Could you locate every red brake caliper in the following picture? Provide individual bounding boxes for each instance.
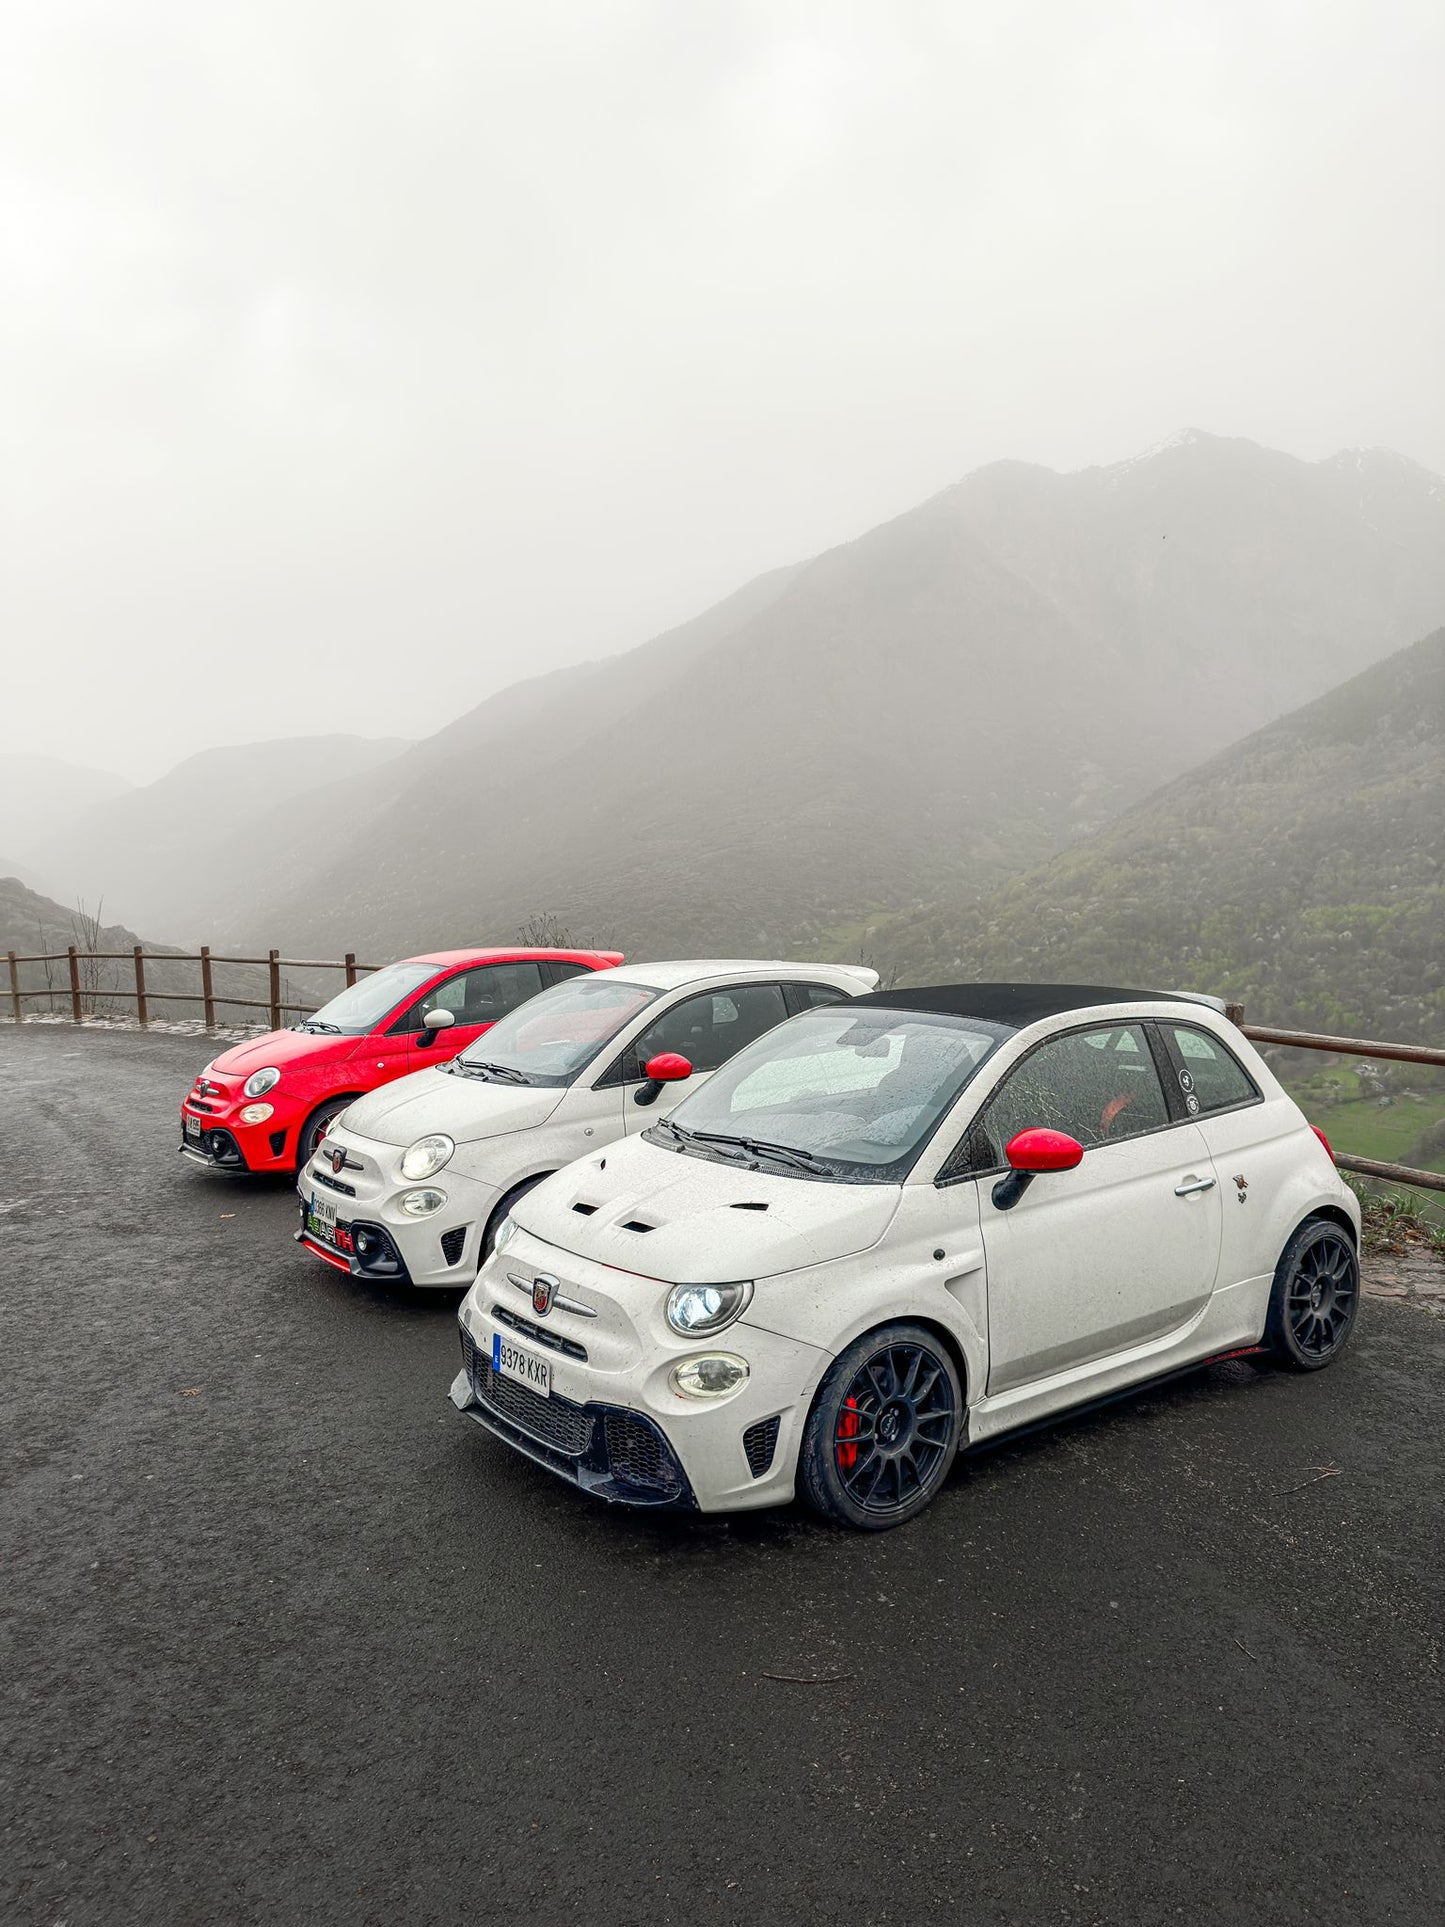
[837,1395,860,1471]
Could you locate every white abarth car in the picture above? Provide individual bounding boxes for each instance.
[449,983,1361,1530]
[297,960,876,1287]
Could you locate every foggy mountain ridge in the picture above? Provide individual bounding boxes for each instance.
[866,625,1445,1043]
[31,734,414,939]
[0,754,134,886]
[204,430,1443,965]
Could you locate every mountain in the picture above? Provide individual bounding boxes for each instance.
[869,627,1444,1042]
[33,735,411,940]
[0,876,319,1028]
[0,754,133,891]
[205,433,1445,961]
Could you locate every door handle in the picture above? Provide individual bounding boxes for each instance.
[1174,1175,1216,1197]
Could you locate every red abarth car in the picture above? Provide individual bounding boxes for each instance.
[179,947,623,1176]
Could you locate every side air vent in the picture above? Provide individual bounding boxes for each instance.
[743,1416,781,1478]
[731,1201,769,1212]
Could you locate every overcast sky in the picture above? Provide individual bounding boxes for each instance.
[4,0,1442,783]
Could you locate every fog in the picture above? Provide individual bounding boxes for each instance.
[3,0,1442,782]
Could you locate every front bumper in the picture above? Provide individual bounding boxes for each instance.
[451,1327,698,1509]
[180,1099,296,1173]
[295,1129,502,1287]
[451,1282,829,1514]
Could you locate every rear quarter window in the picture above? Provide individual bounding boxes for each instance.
[1166,1025,1259,1115]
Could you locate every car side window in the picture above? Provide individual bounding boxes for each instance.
[1165,1024,1259,1115]
[944,1022,1171,1177]
[543,960,591,987]
[391,962,545,1033]
[782,981,850,1016]
[617,983,791,1078]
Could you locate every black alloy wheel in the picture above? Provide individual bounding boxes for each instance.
[799,1322,962,1531]
[1264,1216,1360,1370]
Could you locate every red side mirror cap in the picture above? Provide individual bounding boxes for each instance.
[644,1052,693,1084]
[1005,1127,1084,1174]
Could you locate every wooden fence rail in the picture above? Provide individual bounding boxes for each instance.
[5,946,376,1032]
[1225,1002,1445,1195]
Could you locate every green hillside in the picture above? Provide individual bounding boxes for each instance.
[873,627,1444,1045]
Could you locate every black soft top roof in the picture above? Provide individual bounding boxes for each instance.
[848,982,1220,1030]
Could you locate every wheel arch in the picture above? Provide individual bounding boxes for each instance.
[1300,1201,1358,1249]
[481,1169,556,1255]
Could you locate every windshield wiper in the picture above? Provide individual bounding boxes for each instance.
[296,1020,341,1033]
[457,1059,530,1085]
[720,1135,831,1175]
[672,1125,830,1175]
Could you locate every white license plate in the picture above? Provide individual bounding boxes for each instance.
[184,1114,201,1139]
[492,1332,552,1399]
[308,1191,337,1232]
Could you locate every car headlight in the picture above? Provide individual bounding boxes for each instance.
[671,1354,750,1399]
[494,1215,519,1253]
[239,1103,274,1124]
[400,1188,447,1217]
[400,1133,455,1181]
[243,1067,281,1098]
[665,1280,753,1337]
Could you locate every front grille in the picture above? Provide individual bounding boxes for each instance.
[440,1225,468,1267]
[188,1099,217,1114]
[312,1169,357,1197]
[463,1330,593,1457]
[743,1415,781,1478]
[604,1413,685,1499]
[491,1303,588,1361]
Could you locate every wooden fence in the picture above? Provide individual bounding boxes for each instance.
[1224,1003,1445,1195]
[4,947,376,1031]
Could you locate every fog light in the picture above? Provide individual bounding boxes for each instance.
[400,1188,447,1217]
[239,1102,274,1124]
[671,1354,750,1399]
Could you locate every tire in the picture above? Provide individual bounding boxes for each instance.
[798,1322,963,1531]
[1262,1215,1360,1372]
[294,1097,355,1176]
[481,1174,549,1262]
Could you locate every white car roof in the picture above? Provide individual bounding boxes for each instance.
[603,959,878,994]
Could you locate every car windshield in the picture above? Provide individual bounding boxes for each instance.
[298,961,437,1036]
[651,1005,1008,1182]
[453,975,662,1086]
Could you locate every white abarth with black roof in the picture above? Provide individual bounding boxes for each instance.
[298,960,876,1287]
[450,983,1360,1529]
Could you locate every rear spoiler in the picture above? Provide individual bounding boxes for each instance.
[1165,991,1228,1015]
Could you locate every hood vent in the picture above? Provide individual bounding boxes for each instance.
[731,1201,769,1212]
[572,1202,598,1216]
[620,1219,655,1234]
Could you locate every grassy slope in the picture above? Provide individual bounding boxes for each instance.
[869,627,1444,1044]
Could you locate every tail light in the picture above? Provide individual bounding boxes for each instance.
[1310,1124,1334,1161]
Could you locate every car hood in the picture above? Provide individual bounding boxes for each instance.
[339,1066,565,1146]
[514,1134,901,1285]
[208,1027,347,1076]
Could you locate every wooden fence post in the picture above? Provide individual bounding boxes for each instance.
[200,946,216,1029]
[7,951,21,1025]
[1225,1002,1245,1027]
[268,950,281,1030]
[68,946,83,1023]
[345,952,357,988]
[133,947,148,1028]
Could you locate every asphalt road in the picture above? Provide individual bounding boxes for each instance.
[3,1024,1442,1927]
